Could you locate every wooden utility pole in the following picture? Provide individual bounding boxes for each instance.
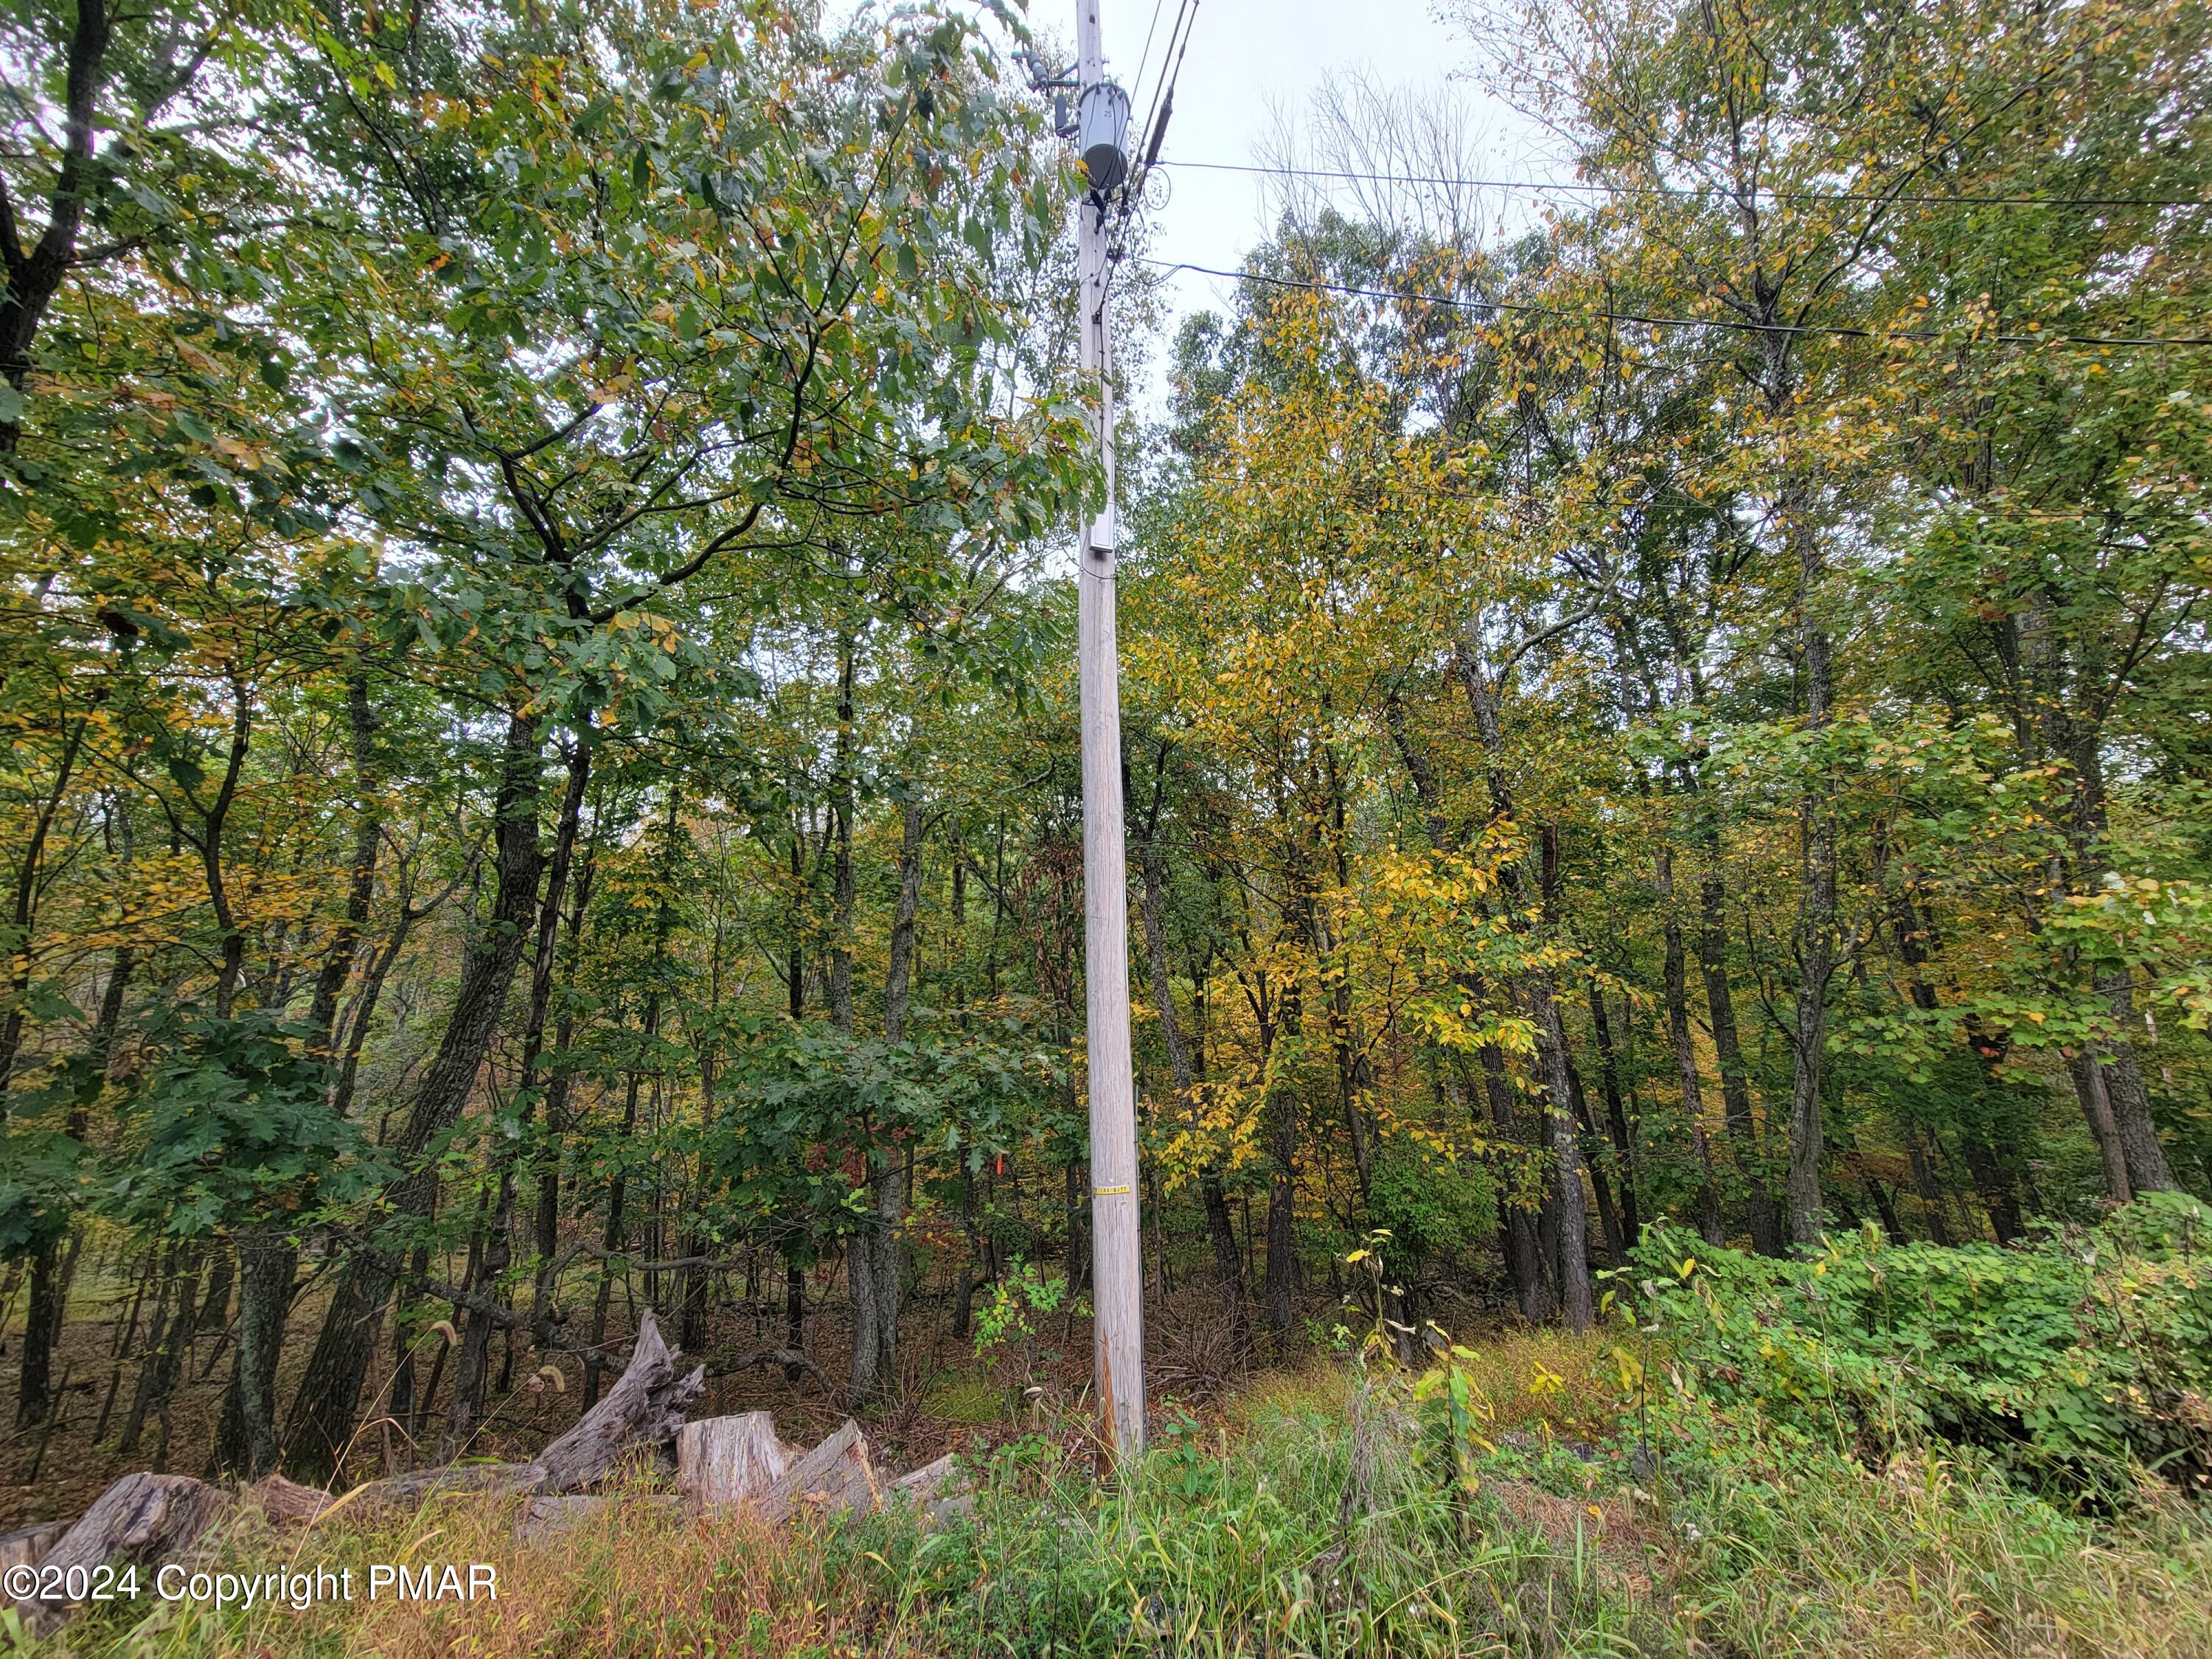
[1074,0,1145,1461]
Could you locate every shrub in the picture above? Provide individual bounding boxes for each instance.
[1629,1192,2212,1499]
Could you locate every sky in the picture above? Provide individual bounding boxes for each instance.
[1072,0,1557,406]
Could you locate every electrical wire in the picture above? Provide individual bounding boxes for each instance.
[1155,2,1198,148]
[1127,0,1179,145]
[1157,156,2212,213]
[1138,257,2212,349]
[1132,0,1196,188]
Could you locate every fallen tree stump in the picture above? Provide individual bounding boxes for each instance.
[677,1411,795,1506]
[10,1472,229,1637]
[0,1520,66,1573]
[889,1453,976,1528]
[759,1418,880,1523]
[536,1310,704,1493]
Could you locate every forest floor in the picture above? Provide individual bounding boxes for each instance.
[13,1299,2212,1658]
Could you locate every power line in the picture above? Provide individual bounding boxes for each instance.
[1127,0,1174,139]
[1139,258,2212,349]
[1133,0,1197,194]
[1159,156,2212,213]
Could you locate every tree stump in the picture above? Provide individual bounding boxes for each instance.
[12,1473,228,1635]
[535,1310,704,1494]
[0,1521,66,1572]
[676,1411,795,1506]
[759,1418,880,1523]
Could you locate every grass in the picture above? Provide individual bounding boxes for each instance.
[25,1332,2212,1657]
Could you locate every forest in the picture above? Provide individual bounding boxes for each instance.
[0,0,2209,1651]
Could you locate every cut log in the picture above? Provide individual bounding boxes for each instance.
[347,1458,547,1517]
[0,1520,66,1572]
[536,1310,704,1494]
[890,1453,961,1500]
[888,1453,975,1530]
[518,1494,611,1543]
[677,1411,795,1506]
[759,1419,880,1523]
[247,1473,337,1525]
[13,1473,228,1636]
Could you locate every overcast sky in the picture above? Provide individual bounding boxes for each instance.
[1056,0,1565,407]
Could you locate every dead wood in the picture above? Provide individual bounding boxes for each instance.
[11,1472,228,1636]
[0,1520,65,1572]
[343,1307,703,1514]
[758,1417,879,1523]
[888,1452,975,1528]
[535,1309,703,1492]
[246,1472,338,1525]
[676,1411,795,1506]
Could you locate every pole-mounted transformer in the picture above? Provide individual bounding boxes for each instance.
[1077,80,1131,192]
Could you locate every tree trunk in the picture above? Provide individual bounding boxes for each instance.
[1905,1136,1953,1246]
[1260,969,1301,1332]
[1587,978,1641,1242]
[2094,971,2173,1194]
[2013,585,2175,1197]
[1534,996,1596,1330]
[1659,855,1726,1246]
[1565,1057,1624,1264]
[1451,636,1592,1329]
[119,1243,192,1458]
[306,672,383,1057]
[2073,1050,2134,1206]
[452,742,591,1452]
[1891,886,2024,1242]
[585,1068,642,1411]
[850,800,924,1410]
[0,719,88,1103]
[14,939,129,1427]
[1474,1043,1550,1319]
[1135,814,1248,1354]
[953,1171,979,1342]
[782,1256,806,1382]
[536,834,599,1301]
[1698,872,1786,1253]
[15,1231,80,1430]
[827,635,857,1033]
[214,1228,295,1478]
[288,710,547,1485]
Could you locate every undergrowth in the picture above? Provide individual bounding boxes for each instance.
[25,1200,2212,1657]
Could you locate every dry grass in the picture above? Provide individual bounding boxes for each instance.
[42,1475,924,1658]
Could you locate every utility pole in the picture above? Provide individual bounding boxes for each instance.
[1071,0,1145,1462]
